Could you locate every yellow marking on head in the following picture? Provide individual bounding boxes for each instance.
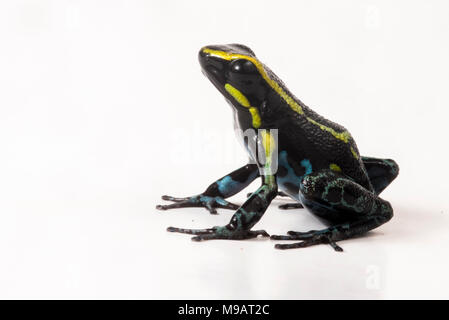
[224,83,250,107]
[224,83,261,128]
[330,163,342,172]
[204,48,304,115]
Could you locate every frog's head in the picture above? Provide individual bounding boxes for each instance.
[199,44,271,128]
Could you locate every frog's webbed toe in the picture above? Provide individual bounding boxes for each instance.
[274,240,343,252]
[156,194,239,214]
[167,225,269,241]
[271,231,344,252]
[192,229,269,241]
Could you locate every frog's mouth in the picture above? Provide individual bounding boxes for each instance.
[201,66,225,90]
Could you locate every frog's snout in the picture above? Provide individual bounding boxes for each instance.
[198,47,226,86]
[198,47,208,61]
[198,46,225,68]
[198,47,215,67]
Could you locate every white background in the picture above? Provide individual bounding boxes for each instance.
[1,0,449,299]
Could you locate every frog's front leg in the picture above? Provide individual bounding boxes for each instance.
[271,170,393,251]
[167,130,278,241]
[168,176,277,241]
[156,164,259,214]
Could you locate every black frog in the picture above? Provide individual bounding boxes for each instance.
[157,44,399,251]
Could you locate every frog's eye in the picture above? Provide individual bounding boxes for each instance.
[230,59,258,74]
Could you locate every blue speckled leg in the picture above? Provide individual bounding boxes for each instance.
[362,157,399,195]
[157,164,259,214]
[271,170,393,251]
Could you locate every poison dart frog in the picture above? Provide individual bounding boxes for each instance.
[156,44,399,251]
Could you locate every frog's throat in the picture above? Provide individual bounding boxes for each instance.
[203,48,357,159]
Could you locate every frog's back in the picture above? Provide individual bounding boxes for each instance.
[264,67,372,191]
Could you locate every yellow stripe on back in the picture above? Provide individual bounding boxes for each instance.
[350,147,359,159]
[306,118,351,143]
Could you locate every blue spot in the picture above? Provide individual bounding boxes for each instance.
[217,175,240,195]
[215,197,228,206]
[277,151,313,199]
[216,171,258,196]
[300,159,312,175]
[198,195,213,203]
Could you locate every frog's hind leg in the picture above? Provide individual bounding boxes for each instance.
[362,157,399,195]
[271,170,393,251]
